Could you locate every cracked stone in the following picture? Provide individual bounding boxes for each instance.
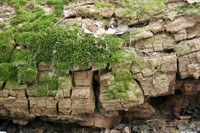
[149,22,165,33]
[166,16,197,33]
[173,29,187,42]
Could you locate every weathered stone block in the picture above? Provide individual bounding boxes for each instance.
[173,29,187,42]
[178,51,200,79]
[134,34,175,52]
[74,70,93,86]
[56,75,72,99]
[187,23,200,39]
[100,80,144,111]
[132,53,177,97]
[58,98,72,115]
[80,112,122,128]
[149,22,165,33]
[176,37,200,56]
[166,16,197,33]
[71,86,95,114]
[72,86,92,99]
[130,28,153,42]
[29,97,57,116]
[125,102,156,118]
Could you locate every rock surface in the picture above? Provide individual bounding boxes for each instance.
[0,0,200,129]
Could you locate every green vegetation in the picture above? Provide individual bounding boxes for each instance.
[27,73,58,97]
[177,2,200,16]
[1,0,198,98]
[0,63,17,81]
[17,65,37,83]
[104,49,140,100]
[0,0,126,96]
[95,0,166,17]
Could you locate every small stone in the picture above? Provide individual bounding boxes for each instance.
[110,129,121,133]
[177,122,188,131]
[149,22,165,33]
[0,18,4,22]
[100,8,114,18]
[123,126,130,133]
[104,128,110,133]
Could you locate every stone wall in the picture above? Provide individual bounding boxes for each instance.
[0,0,200,128]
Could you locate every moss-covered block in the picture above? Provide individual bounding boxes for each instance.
[27,82,58,97]
[27,72,59,97]
[0,41,13,63]
[11,50,33,67]
[57,75,72,98]
[17,65,37,83]
[0,63,17,81]
[5,80,27,90]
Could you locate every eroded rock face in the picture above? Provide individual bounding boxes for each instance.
[131,53,177,97]
[175,38,200,79]
[0,0,200,128]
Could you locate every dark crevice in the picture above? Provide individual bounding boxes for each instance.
[134,78,145,100]
[25,89,30,114]
[163,49,174,53]
[56,102,59,116]
[1,80,6,91]
[175,89,183,95]
[93,70,100,111]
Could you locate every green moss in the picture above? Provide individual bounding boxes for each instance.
[176,3,200,16]
[0,0,3,5]
[17,65,37,83]
[11,7,45,25]
[47,25,124,74]
[95,0,115,9]
[0,23,5,29]
[0,30,14,63]
[96,0,166,19]
[27,74,58,96]
[11,50,33,66]
[0,63,17,81]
